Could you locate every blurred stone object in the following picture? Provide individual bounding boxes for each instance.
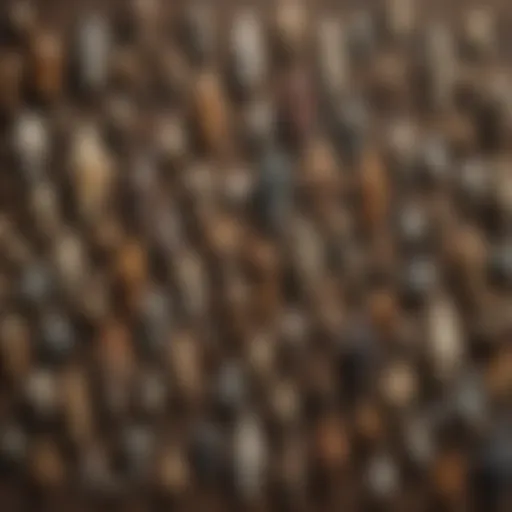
[156,444,190,496]
[38,309,75,364]
[193,71,230,155]
[115,238,148,312]
[383,0,416,41]
[167,331,203,405]
[457,158,490,209]
[215,360,247,418]
[130,0,161,48]
[462,7,496,61]
[30,180,62,239]
[24,368,59,422]
[443,110,477,156]
[445,223,487,301]
[69,122,115,224]
[414,135,450,186]
[420,21,457,110]
[366,453,400,501]
[273,0,307,62]
[203,211,243,264]
[136,284,172,356]
[19,261,54,306]
[317,16,348,99]
[246,331,276,385]
[155,113,188,165]
[158,45,192,101]
[432,449,468,505]
[136,368,167,417]
[229,8,266,98]
[52,230,88,297]
[60,367,94,446]
[97,320,135,383]
[405,414,435,469]
[12,111,49,179]
[29,438,65,488]
[5,0,37,42]
[220,165,254,209]
[253,145,293,235]
[401,257,438,307]
[79,442,117,494]
[104,93,138,149]
[276,65,316,148]
[300,136,340,200]
[275,436,307,503]
[359,148,389,232]
[386,117,418,177]
[232,412,267,501]
[313,414,350,472]
[243,97,276,152]
[451,369,488,431]
[29,29,64,102]
[110,45,145,90]
[76,13,111,93]
[119,423,154,479]
[347,10,376,65]
[355,402,384,446]
[368,288,399,338]
[426,294,464,382]
[175,249,208,321]
[181,2,217,65]
[331,95,369,165]
[396,201,430,250]
[370,50,409,110]
[270,378,301,427]
[380,359,417,409]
